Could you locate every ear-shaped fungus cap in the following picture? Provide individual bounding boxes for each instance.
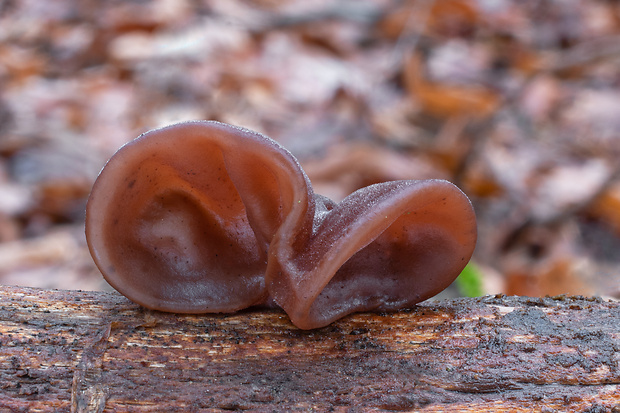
[86,120,477,329]
[267,179,477,329]
[85,121,311,313]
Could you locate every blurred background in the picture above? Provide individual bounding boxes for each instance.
[0,0,619,299]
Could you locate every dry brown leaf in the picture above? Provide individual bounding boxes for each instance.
[501,223,593,297]
[377,0,478,39]
[427,0,478,37]
[588,183,620,235]
[504,258,593,297]
[462,160,503,198]
[403,53,500,120]
[0,45,47,83]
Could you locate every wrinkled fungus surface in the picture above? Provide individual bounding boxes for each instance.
[86,121,477,329]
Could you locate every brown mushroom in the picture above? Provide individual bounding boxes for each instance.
[86,121,312,313]
[268,179,477,329]
[86,121,477,329]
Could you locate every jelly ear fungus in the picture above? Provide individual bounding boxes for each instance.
[85,121,312,314]
[268,179,477,329]
[86,121,477,329]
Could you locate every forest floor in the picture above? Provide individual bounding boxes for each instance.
[1,0,620,299]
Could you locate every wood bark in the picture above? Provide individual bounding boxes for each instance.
[0,285,618,412]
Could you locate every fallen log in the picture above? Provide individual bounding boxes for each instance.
[0,285,618,412]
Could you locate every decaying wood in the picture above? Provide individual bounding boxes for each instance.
[0,286,618,412]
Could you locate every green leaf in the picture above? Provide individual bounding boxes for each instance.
[455,262,485,297]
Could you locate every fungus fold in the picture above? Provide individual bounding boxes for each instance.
[86,121,477,329]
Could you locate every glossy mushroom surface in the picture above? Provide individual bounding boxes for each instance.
[86,121,477,329]
[267,180,477,329]
[86,121,311,313]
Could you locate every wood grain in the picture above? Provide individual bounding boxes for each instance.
[0,285,618,412]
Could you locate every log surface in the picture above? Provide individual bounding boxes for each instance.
[0,286,618,412]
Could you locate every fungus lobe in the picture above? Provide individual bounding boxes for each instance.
[86,121,477,329]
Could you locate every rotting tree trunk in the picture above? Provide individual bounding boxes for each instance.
[0,286,618,412]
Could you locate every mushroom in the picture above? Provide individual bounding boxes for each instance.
[268,180,477,329]
[86,121,312,313]
[86,121,477,329]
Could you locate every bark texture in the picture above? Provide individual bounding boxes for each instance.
[0,285,618,412]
